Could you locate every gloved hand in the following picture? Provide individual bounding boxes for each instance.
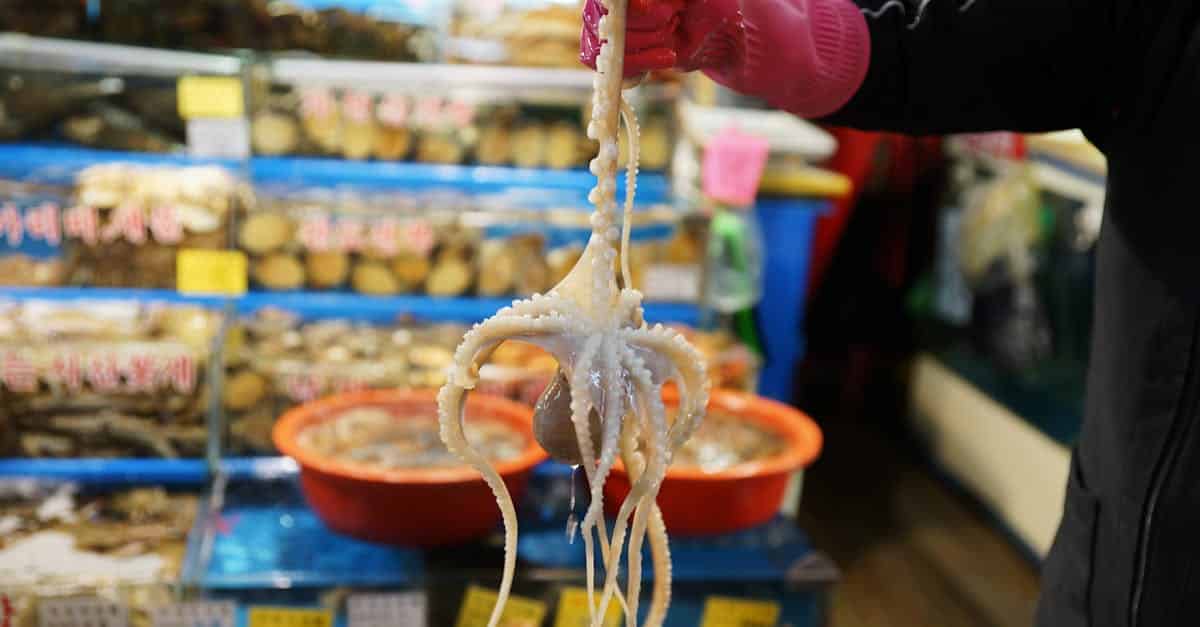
[580,0,871,119]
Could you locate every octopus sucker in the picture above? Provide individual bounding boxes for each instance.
[437,0,706,624]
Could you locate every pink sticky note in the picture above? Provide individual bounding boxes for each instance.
[702,126,770,206]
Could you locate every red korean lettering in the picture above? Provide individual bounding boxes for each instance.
[124,353,158,393]
[23,202,61,245]
[87,354,121,393]
[342,90,373,124]
[369,218,401,257]
[63,205,99,245]
[445,100,476,128]
[149,204,183,244]
[163,354,197,394]
[403,220,435,256]
[51,352,84,392]
[300,88,336,119]
[297,214,333,252]
[332,219,364,252]
[377,94,410,127]
[0,203,22,246]
[1,352,35,393]
[100,203,147,245]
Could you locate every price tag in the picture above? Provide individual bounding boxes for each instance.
[347,593,426,627]
[698,596,781,627]
[702,126,770,207]
[177,76,244,120]
[454,586,546,627]
[642,264,701,302]
[553,587,621,627]
[39,598,128,627]
[176,249,248,296]
[151,602,235,627]
[186,118,250,159]
[246,608,331,627]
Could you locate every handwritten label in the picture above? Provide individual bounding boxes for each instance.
[39,598,128,627]
[177,76,244,119]
[455,586,546,627]
[246,608,330,627]
[0,349,197,394]
[347,593,426,627]
[553,587,621,627]
[702,126,770,207]
[176,249,248,296]
[151,602,235,627]
[698,596,781,627]
[297,216,432,256]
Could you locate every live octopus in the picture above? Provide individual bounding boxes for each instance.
[436,1,709,625]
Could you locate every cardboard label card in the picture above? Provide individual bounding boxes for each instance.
[455,586,546,627]
[39,598,128,627]
[347,593,426,627]
[699,596,781,627]
[151,602,235,627]
[702,126,770,207]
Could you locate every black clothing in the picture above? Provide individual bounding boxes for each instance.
[825,1,1200,625]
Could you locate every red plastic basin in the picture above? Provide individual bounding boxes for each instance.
[273,389,546,547]
[604,388,823,536]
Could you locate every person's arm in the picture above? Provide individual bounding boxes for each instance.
[581,0,1126,139]
[823,0,1121,136]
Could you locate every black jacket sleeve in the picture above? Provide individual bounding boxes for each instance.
[821,0,1123,138]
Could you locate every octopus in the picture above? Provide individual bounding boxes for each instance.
[437,2,709,626]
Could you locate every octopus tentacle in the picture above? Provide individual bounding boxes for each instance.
[619,98,639,290]
[622,325,710,447]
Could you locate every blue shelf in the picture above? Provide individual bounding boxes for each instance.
[237,291,700,326]
[251,155,669,206]
[0,458,210,485]
[0,143,670,206]
[0,287,700,326]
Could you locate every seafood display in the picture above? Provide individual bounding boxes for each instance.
[223,309,464,454]
[437,2,708,625]
[448,3,582,69]
[97,0,438,61]
[671,410,786,473]
[252,87,597,168]
[65,164,242,288]
[296,406,526,470]
[239,189,459,295]
[0,484,197,627]
[0,71,187,152]
[0,299,222,459]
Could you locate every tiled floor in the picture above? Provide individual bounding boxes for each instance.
[799,416,1042,627]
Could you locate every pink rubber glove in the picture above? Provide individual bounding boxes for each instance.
[580,0,871,119]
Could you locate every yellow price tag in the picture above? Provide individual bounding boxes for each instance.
[176,249,247,296]
[553,587,621,627]
[178,76,244,119]
[247,608,332,627]
[455,585,547,627]
[699,596,781,627]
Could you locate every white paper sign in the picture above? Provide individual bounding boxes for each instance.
[39,598,127,627]
[643,264,702,303]
[348,592,426,627]
[151,602,236,627]
[186,118,250,160]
